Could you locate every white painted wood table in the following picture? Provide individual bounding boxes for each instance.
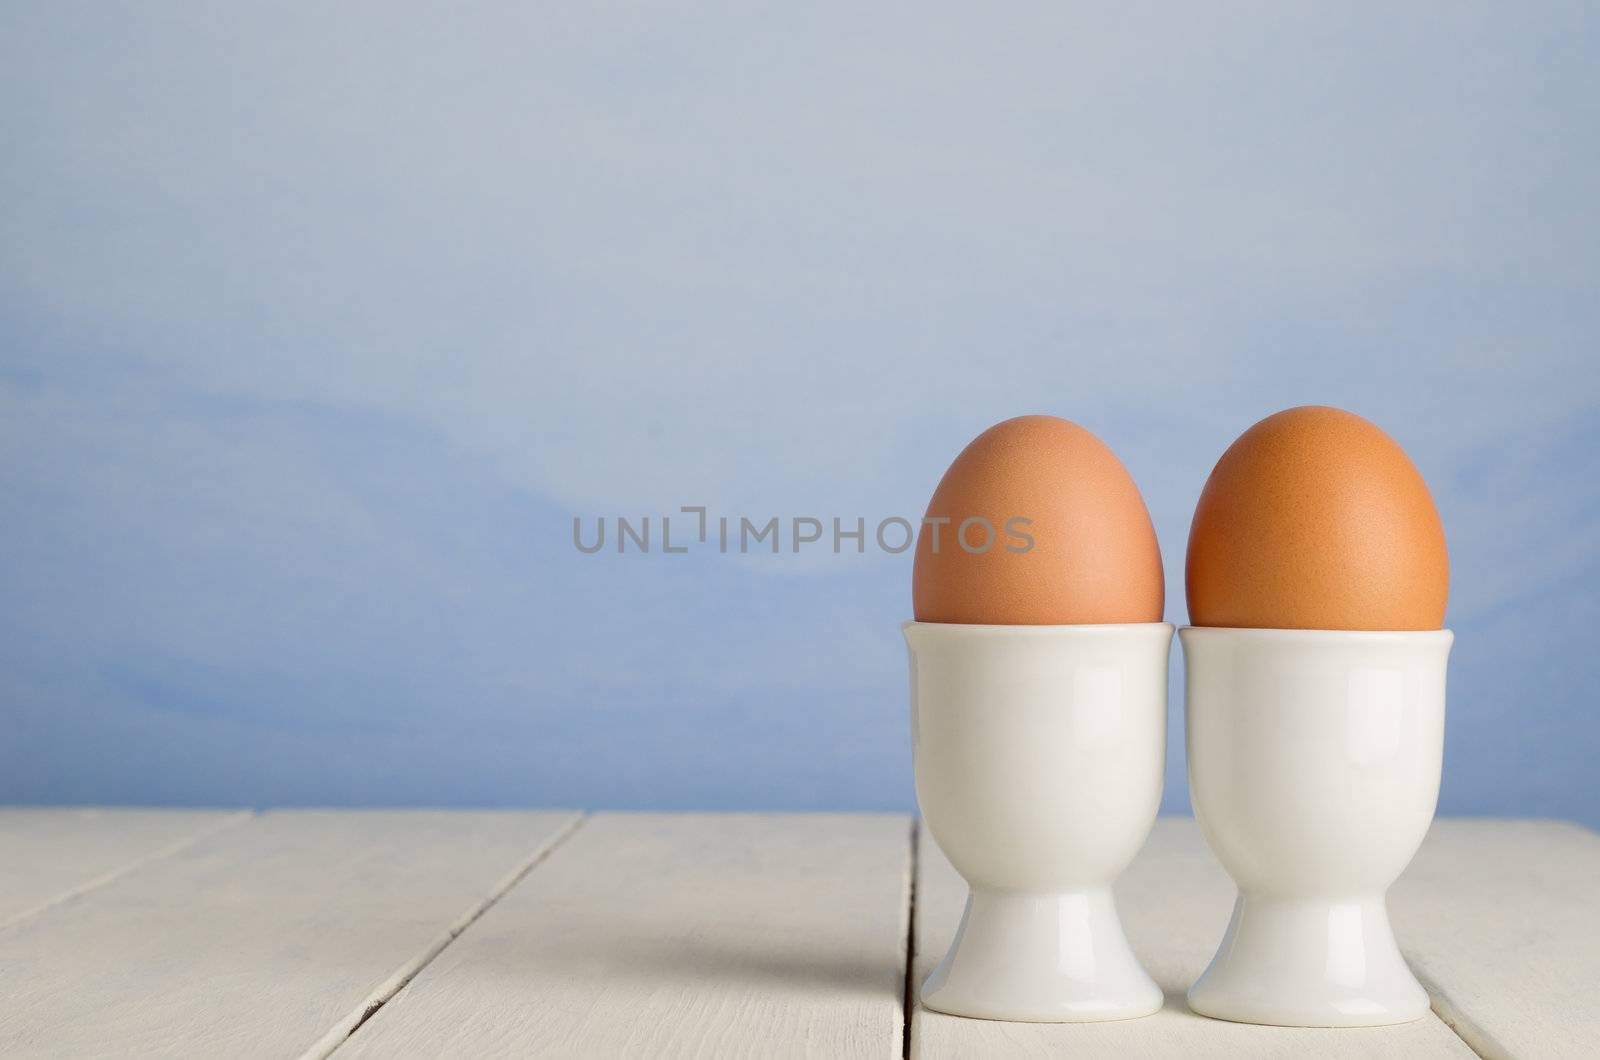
[0,811,1593,1059]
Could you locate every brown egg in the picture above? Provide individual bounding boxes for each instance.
[912,415,1164,625]
[1186,406,1449,630]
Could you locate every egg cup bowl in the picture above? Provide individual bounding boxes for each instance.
[904,620,1171,1023]
[1180,626,1453,1028]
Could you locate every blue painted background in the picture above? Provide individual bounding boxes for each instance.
[3,4,1596,824]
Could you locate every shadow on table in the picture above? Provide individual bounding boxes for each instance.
[487,927,904,1001]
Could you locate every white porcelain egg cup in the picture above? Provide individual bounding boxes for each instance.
[904,621,1172,1023]
[1181,626,1453,1028]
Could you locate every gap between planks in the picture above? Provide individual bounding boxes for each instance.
[0,810,254,935]
[1418,969,1493,1060]
[900,818,919,1060]
[310,812,590,1060]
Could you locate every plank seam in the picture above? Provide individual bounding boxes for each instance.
[308,811,589,1060]
[902,818,919,1060]
[1416,968,1502,1060]
[0,809,255,935]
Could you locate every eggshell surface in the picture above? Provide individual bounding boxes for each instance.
[1186,406,1448,630]
[912,415,1164,625]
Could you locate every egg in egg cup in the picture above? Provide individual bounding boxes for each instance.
[1182,407,1452,1028]
[908,416,1170,1022]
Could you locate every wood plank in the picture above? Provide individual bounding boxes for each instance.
[1392,819,1600,1060]
[912,818,1477,1059]
[337,813,913,1060]
[0,809,580,1060]
[0,807,247,931]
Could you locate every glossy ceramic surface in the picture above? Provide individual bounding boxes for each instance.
[1181,626,1453,1027]
[905,621,1172,1022]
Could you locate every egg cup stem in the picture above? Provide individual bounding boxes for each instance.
[905,621,1172,1022]
[1181,626,1453,1028]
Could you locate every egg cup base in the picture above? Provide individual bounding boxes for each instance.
[921,887,1163,1023]
[1185,892,1429,1028]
